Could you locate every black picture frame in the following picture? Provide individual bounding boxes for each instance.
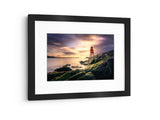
[28,14,130,100]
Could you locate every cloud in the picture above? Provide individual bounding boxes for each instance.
[79,50,89,53]
[60,47,78,53]
[47,34,76,47]
[63,52,76,55]
[47,34,114,57]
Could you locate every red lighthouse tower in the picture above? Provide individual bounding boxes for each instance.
[90,46,94,57]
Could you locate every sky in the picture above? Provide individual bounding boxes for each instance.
[47,34,114,58]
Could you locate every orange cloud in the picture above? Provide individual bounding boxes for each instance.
[47,34,111,58]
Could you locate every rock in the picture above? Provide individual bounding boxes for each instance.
[55,66,72,72]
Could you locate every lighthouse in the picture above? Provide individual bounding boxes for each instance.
[90,46,94,57]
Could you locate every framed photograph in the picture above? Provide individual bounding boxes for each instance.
[28,14,130,100]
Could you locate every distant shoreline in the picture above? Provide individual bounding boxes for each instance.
[47,56,79,58]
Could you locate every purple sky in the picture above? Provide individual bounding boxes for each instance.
[47,34,114,57]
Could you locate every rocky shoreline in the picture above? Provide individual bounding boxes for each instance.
[47,50,114,81]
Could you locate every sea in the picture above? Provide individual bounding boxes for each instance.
[47,57,86,73]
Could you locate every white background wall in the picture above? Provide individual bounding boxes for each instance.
[0,0,160,120]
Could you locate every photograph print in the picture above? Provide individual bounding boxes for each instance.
[47,34,114,81]
[28,14,130,100]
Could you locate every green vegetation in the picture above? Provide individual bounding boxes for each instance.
[55,69,81,81]
[47,50,114,81]
[48,71,66,81]
[78,72,95,80]
[68,71,86,80]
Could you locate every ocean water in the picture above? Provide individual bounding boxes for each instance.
[47,58,86,73]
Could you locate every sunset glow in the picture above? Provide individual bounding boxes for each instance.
[47,34,114,58]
